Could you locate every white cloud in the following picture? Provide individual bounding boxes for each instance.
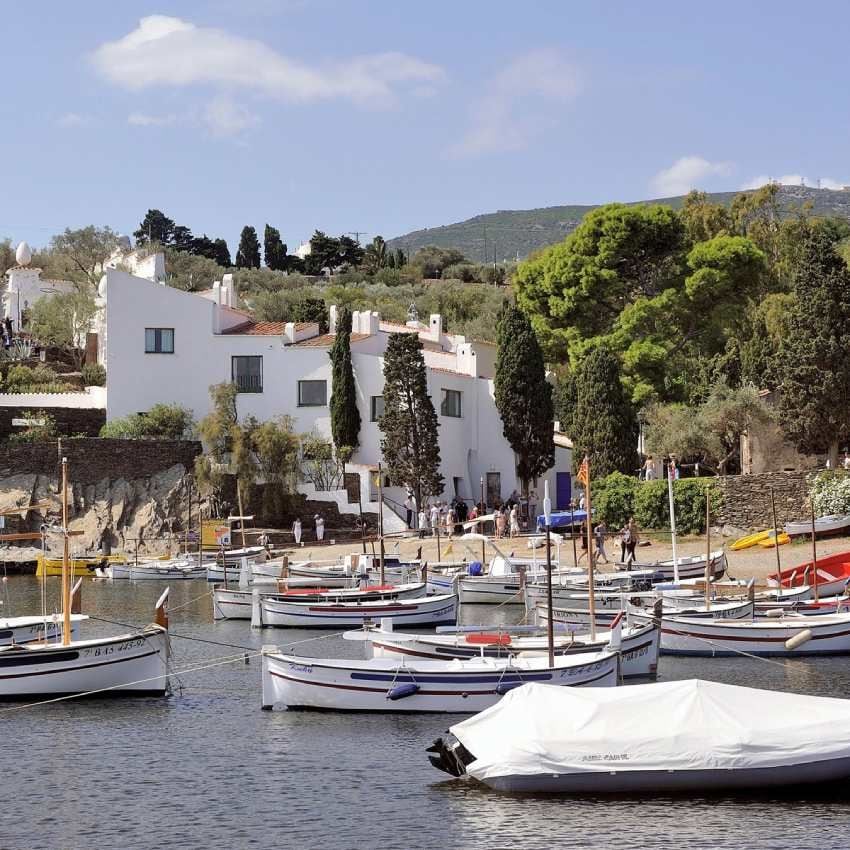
[651,156,732,196]
[741,174,848,191]
[202,97,260,137]
[127,112,177,126]
[57,112,90,128]
[450,48,581,157]
[91,15,444,108]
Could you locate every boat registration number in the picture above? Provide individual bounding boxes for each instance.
[82,638,146,657]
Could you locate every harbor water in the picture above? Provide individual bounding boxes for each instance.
[5,576,850,850]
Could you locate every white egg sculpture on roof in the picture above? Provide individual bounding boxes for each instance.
[15,241,32,267]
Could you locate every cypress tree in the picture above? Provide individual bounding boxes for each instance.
[235,226,261,268]
[263,224,287,271]
[493,305,555,489]
[778,230,850,465]
[329,307,361,459]
[571,347,639,477]
[379,333,443,504]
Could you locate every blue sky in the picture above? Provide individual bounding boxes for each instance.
[2,1,849,253]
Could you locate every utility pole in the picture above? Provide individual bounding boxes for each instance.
[346,231,369,244]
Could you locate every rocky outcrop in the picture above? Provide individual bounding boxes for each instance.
[0,464,193,560]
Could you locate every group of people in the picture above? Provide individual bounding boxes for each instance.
[639,455,681,481]
[577,517,640,565]
[290,514,324,545]
[416,496,472,539]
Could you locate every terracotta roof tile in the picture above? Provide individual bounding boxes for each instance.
[221,321,285,335]
[429,366,472,377]
[290,332,370,348]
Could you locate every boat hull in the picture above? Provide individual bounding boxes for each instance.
[659,613,850,657]
[370,622,659,678]
[0,615,84,646]
[475,756,850,794]
[0,626,169,698]
[262,649,617,712]
[109,562,207,580]
[260,593,457,629]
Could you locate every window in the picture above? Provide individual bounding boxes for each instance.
[370,395,385,422]
[441,388,462,418]
[232,356,263,393]
[145,328,174,354]
[298,379,327,407]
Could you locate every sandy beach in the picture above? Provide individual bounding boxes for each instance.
[278,529,850,584]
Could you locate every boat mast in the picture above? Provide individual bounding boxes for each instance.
[578,456,596,642]
[810,498,819,603]
[667,459,679,583]
[770,488,782,579]
[543,480,554,666]
[61,457,71,646]
[704,488,711,611]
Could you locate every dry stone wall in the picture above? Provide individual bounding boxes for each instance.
[716,471,811,531]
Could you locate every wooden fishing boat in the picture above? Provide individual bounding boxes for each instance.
[427,679,850,793]
[0,459,171,700]
[0,613,86,646]
[36,553,123,578]
[259,592,458,629]
[657,611,850,656]
[358,617,659,678]
[261,646,617,712]
[768,552,850,597]
[107,558,207,580]
[785,514,850,537]
[211,580,427,620]
[458,556,586,605]
[625,550,726,581]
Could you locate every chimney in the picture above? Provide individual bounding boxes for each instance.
[222,273,235,308]
[212,281,222,304]
[429,314,442,342]
[283,322,296,344]
[329,304,338,334]
[367,311,379,336]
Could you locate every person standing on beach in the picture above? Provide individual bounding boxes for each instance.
[528,489,538,530]
[625,517,639,563]
[594,521,609,564]
[293,517,302,546]
[418,506,427,539]
[509,504,520,538]
[430,502,439,537]
[404,492,414,529]
[618,523,628,563]
[314,514,325,542]
[577,519,589,562]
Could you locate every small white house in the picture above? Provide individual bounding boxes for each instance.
[2,241,76,329]
[97,267,572,518]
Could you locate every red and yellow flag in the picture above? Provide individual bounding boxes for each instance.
[576,455,590,488]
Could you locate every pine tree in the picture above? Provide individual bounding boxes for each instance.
[493,305,555,489]
[778,230,850,465]
[379,333,443,504]
[235,226,261,268]
[571,347,639,477]
[134,209,175,245]
[329,307,361,460]
[263,224,287,271]
[213,238,232,267]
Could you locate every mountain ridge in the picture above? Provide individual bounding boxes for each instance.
[387,186,850,263]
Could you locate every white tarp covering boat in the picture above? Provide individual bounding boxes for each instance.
[429,679,850,792]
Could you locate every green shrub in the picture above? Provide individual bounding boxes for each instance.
[5,365,68,392]
[100,403,195,440]
[633,477,720,534]
[81,363,106,387]
[8,410,57,443]
[594,472,639,529]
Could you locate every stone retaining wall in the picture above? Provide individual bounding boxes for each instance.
[0,407,106,440]
[716,471,811,530]
[0,438,202,484]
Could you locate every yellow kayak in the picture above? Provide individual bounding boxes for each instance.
[730,530,770,551]
[758,532,791,548]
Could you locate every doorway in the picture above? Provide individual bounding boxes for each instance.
[556,472,571,510]
[486,472,501,508]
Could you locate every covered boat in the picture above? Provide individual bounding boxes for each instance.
[427,679,850,793]
[107,558,207,580]
[785,514,850,537]
[261,646,617,712]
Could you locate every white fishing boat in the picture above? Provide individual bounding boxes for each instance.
[212,579,427,621]
[540,597,755,629]
[358,616,659,679]
[107,558,207,580]
[656,610,850,656]
[261,646,618,712]
[625,550,727,581]
[260,592,458,629]
[0,613,86,646]
[427,679,850,792]
[785,514,850,537]
[0,458,172,700]
[458,556,584,605]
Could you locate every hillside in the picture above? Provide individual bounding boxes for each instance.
[388,185,850,262]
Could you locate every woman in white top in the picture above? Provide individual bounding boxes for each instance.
[509,505,520,537]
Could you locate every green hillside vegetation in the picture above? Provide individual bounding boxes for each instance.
[388,185,850,262]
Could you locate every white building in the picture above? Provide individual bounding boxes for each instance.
[3,241,75,328]
[97,267,572,518]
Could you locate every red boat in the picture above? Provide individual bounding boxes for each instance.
[768,552,850,597]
